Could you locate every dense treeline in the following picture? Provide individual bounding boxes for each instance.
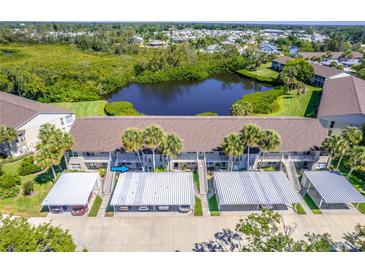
[0,43,246,102]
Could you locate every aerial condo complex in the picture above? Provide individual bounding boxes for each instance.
[0,18,364,255]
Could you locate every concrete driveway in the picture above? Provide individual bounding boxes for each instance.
[29,212,365,251]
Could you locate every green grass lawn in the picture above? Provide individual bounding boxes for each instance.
[194,196,203,216]
[0,157,56,217]
[193,171,200,190]
[266,86,322,117]
[304,194,322,214]
[195,112,218,116]
[356,203,365,214]
[236,63,279,83]
[293,203,306,215]
[208,195,220,216]
[88,195,103,217]
[51,100,107,117]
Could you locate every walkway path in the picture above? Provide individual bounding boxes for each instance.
[97,194,111,218]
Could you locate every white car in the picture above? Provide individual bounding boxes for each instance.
[138,206,150,212]
[178,205,192,213]
[118,206,129,212]
[261,204,273,210]
[158,205,170,211]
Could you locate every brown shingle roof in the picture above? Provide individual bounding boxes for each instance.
[0,92,72,128]
[273,56,292,65]
[318,76,365,118]
[272,57,346,78]
[70,116,328,152]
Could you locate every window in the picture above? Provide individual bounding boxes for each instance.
[68,151,78,157]
[329,121,335,129]
[60,118,65,126]
[70,164,81,170]
[65,115,74,124]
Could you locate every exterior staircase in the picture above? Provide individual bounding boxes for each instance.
[103,158,116,195]
[282,158,301,191]
[197,159,208,194]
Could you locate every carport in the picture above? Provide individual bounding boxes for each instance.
[110,172,195,213]
[42,172,101,214]
[302,171,365,209]
[213,171,302,211]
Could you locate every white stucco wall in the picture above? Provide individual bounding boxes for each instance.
[18,113,75,152]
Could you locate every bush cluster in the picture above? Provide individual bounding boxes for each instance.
[0,173,21,199]
[104,101,142,116]
[235,87,285,114]
[18,156,42,176]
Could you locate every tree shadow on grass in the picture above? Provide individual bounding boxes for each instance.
[304,89,322,117]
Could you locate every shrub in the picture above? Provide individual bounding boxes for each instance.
[22,180,34,196]
[235,87,285,114]
[231,102,253,116]
[195,112,218,116]
[104,101,142,116]
[98,168,106,178]
[18,156,42,176]
[0,164,3,176]
[0,173,21,199]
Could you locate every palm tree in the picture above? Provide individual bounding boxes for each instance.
[336,127,363,170]
[231,102,254,116]
[161,133,183,171]
[222,133,244,171]
[322,135,348,169]
[239,124,261,171]
[346,146,365,179]
[36,124,73,179]
[143,125,165,171]
[342,126,363,147]
[0,125,17,157]
[121,128,145,172]
[257,130,281,168]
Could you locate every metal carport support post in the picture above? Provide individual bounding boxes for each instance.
[319,198,323,209]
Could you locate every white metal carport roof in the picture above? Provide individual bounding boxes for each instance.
[303,171,365,204]
[213,171,302,205]
[41,172,99,207]
[110,172,195,206]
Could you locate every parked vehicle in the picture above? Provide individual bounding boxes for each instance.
[138,206,150,211]
[50,206,64,214]
[178,205,192,213]
[158,205,170,211]
[118,206,130,212]
[261,204,273,210]
[71,206,87,216]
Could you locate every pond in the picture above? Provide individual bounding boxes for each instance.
[108,74,273,115]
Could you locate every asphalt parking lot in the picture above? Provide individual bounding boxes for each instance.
[29,211,365,252]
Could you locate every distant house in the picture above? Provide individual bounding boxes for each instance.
[206,44,220,53]
[259,42,280,54]
[147,40,167,48]
[271,57,350,87]
[129,35,144,45]
[300,51,363,67]
[317,76,365,132]
[0,92,75,157]
[289,46,299,56]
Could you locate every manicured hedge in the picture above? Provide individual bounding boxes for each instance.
[104,101,142,116]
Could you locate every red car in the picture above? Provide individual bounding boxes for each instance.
[71,206,88,216]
